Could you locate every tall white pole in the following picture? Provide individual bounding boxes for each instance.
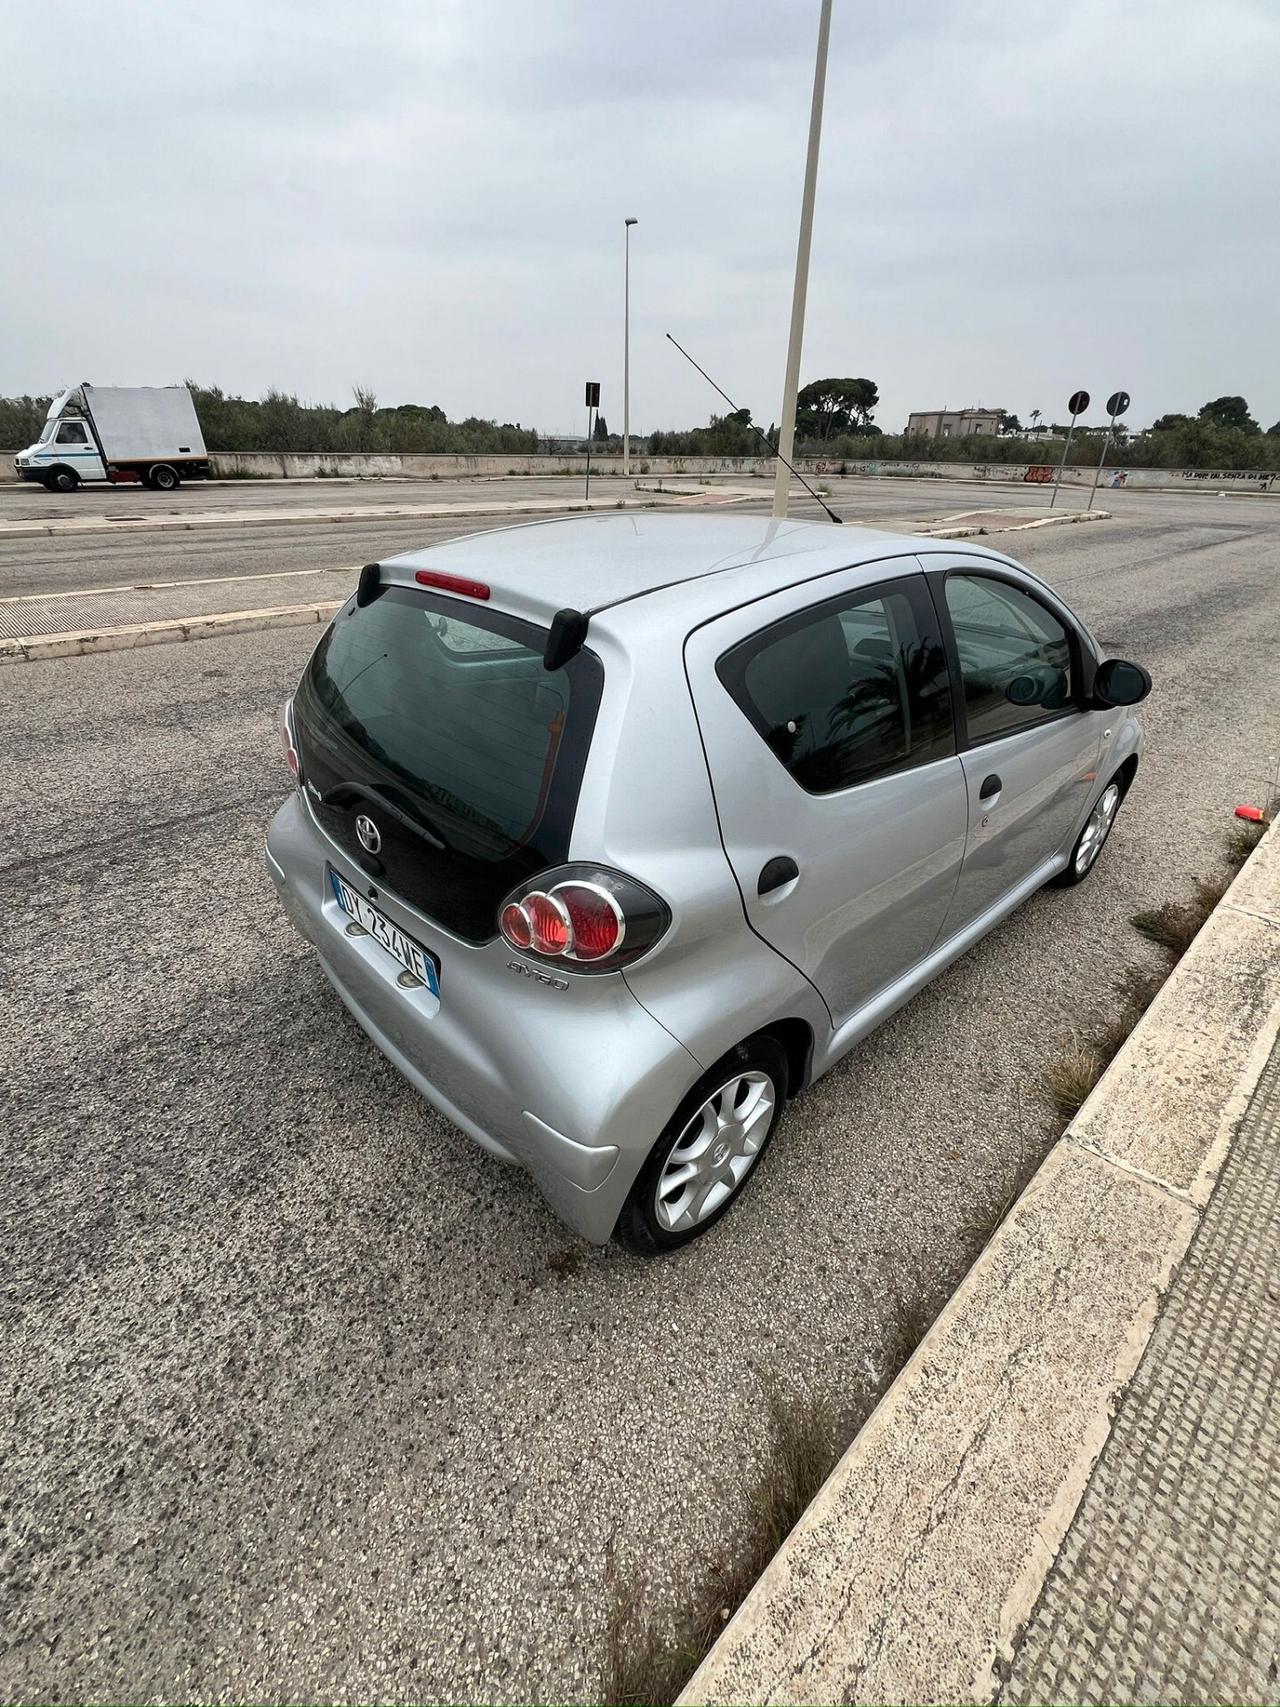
[623,217,637,476]
[773,0,833,519]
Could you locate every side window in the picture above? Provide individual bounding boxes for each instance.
[717,579,954,795]
[56,421,89,444]
[944,573,1074,742]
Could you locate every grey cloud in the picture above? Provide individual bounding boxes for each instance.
[3,0,1278,435]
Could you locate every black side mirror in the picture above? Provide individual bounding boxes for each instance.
[1093,657,1151,708]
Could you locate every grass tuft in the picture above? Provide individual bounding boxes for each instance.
[1227,818,1267,871]
[603,1381,841,1706]
[1132,876,1230,960]
[1043,966,1166,1123]
[1043,1039,1105,1123]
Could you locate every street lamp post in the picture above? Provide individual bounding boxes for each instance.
[623,217,638,477]
[773,0,833,520]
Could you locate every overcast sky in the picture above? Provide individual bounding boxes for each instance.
[4,0,1279,435]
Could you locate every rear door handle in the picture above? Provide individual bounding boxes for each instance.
[979,773,1002,802]
[758,855,799,896]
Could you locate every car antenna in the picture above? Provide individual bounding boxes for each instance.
[664,332,843,524]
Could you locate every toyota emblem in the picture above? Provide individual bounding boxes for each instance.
[355,813,382,854]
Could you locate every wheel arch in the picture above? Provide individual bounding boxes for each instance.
[753,1016,815,1098]
[1113,751,1139,797]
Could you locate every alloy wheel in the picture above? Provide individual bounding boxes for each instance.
[653,1070,775,1233]
[1075,781,1121,876]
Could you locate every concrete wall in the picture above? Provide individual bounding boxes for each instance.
[3,448,1276,490]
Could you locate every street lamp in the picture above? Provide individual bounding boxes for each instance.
[623,217,638,476]
[773,0,833,519]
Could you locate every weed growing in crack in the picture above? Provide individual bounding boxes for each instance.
[602,1380,848,1707]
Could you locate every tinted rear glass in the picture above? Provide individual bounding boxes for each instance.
[293,586,602,941]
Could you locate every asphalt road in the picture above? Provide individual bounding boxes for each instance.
[4,495,1280,1702]
[5,471,1266,600]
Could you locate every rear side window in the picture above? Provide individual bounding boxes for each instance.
[944,573,1074,742]
[293,588,602,941]
[717,576,954,794]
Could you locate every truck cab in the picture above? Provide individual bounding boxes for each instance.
[14,384,210,492]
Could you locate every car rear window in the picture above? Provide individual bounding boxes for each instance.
[293,585,603,942]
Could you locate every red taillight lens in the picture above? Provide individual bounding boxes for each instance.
[279,700,300,779]
[499,901,534,949]
[524,891,572,956]
[414,568,491,600]
[553,883,622,961]
[496,866,669,973]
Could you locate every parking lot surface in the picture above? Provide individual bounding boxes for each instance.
[4,492,1280,1700]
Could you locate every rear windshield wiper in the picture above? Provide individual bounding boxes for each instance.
[320,782,449,851]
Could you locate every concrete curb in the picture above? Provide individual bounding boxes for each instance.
[0,488,746,541]
[923,507,1111,540]
[0,600,343,664]
[680,822,1280,1706]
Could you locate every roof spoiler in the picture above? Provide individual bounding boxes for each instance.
[356,562,380,606]
[544,607,588,671]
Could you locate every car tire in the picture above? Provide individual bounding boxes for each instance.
[148,464,181,491]
[615,1036,788,1255]
[49,467,80,493]
[1051,772,1127,888]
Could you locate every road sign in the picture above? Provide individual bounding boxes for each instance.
[585,381,600,408]
[1090,392,1132,511]
[1051,391,1091,510]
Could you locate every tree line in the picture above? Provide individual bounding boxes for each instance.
[0,385,539,457]
[2,380,1276,469]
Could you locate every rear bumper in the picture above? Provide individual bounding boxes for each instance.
[265,792,700,1243]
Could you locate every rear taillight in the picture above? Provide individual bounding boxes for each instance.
[279,699,301,784]
[497,865,669,973]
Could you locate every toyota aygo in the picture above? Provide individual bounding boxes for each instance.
[266,513,1149,1251]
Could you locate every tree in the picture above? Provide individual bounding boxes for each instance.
[998,412,1022,435]
[796,377,879,440]
[1151,412,1192,431]
[592,414,609,442]
[1198,395,1259,434]
[1029,408,1042,429]
[1268,421,1280,438]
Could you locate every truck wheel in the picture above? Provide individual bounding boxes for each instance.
[148,464,181,492]
[49,467,80,493]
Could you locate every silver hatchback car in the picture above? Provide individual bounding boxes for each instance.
[266,513,1149,1252]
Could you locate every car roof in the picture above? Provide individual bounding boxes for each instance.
[376,511,1015,630]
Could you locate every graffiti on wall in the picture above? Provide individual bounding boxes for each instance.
[1024,465,1054,483]
[1180,468,1275,485]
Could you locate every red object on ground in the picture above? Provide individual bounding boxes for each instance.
[1235,804,1265,822]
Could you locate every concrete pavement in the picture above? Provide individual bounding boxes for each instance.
[1005,1023,1280,1703]
[5,498,1280,1701]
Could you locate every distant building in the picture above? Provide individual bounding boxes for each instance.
[906,407,1004,440]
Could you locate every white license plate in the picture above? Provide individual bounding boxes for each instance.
[329,869,441,996]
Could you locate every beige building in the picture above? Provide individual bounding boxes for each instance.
[906,407,1004,440]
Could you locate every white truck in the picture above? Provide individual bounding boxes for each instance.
[13,384,211,493]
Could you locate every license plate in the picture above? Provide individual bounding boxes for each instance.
[329,869,440,996]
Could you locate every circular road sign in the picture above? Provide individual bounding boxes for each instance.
[1106,390,1131,418]
[1068,389,1090,416]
